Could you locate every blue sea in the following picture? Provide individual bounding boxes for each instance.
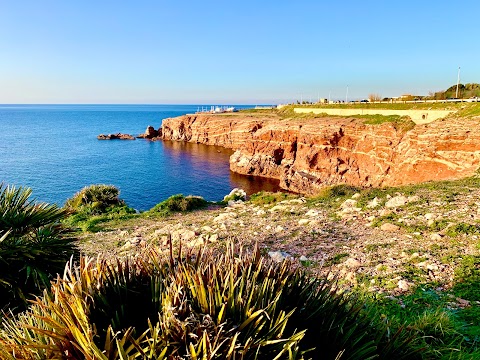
[0,104,280,210]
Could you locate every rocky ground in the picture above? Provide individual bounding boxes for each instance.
[76,179,480,305]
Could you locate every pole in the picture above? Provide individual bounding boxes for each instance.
[346,85,349,103]
[456,67,461,98]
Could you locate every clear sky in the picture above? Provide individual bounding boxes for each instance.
[1,0,479,104]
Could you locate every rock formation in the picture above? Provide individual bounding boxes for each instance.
[97,133,135,140]
[137,125,162,139]
[160,113,480,194]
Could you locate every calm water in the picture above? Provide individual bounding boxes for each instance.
[0,104,280,210]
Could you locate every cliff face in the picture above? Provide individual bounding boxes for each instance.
[161,113,480,194]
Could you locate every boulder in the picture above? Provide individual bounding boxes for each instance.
[268,251,292,263]
[145,126,158,138]
[380,223,400,231]
[385,195,408,208]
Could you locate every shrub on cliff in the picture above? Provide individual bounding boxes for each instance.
[64,184,135,232]
[64,184,126,215]
[0,246,421,359]
[0,183,76,313]
[149,194,208,215]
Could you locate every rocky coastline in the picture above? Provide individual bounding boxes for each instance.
[158,112,480,195]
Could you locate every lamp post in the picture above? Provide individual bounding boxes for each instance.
[456,67,461,98]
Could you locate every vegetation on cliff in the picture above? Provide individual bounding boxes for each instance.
[64,184,136,232]
[265,101,480,117]
[149,194,208,216]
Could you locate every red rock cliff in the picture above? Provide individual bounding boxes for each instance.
[161,113,480,194]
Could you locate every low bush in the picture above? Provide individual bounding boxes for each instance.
[63,185,135,232]
[149,194,208,215]
[64,184,126,215]
[0,246,421,359]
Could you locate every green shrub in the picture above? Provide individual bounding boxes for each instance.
[64,184,125,215]
[63,185,135,232]
[0,246,420,359]
[149,194,208,215]
[0,184,76,313]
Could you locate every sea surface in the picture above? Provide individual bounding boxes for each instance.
[0,104,280,210]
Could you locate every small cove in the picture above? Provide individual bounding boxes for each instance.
[0,104,280,210]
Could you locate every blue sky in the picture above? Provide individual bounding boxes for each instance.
[1,0,479,104]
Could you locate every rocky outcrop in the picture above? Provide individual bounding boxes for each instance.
[97,133,135,140]
[137,125,162,139]
[160,113,480,194]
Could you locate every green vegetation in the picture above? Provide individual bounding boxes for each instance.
[440,83,480,100]
[64,184,127,215]
[249,191,296,205]
[359,114,416,131]
[0,184,76,313]
[64,184,136,232]
[326,252,349,265]
[0,246,420,359]
[452,255,480,302]
[149,194,208,215]
[272,102,480,115]
[3,176,480,358]
[307,184,360,208]
[371,288,480,359]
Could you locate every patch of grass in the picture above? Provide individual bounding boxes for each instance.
[371,212,401,227]
[248,191,295,205]
[360,114,416,130]
[446,222,480,237]
[365,243,392,252]
[369,288,480,358]
[326,252,349,266]
[64,205,136,233]
[149,194,208,216]
[308,184,360,208]
[402,264,427,282]
[452,255,480,301]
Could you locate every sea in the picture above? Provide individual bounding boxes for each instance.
[0,104,281,211]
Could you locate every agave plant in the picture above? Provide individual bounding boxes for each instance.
[0,244,421,359]
[0,183,76,312]
[0,184,66,237]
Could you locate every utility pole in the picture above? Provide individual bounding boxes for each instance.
[456,67,461,98]
[346,85,349,103]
